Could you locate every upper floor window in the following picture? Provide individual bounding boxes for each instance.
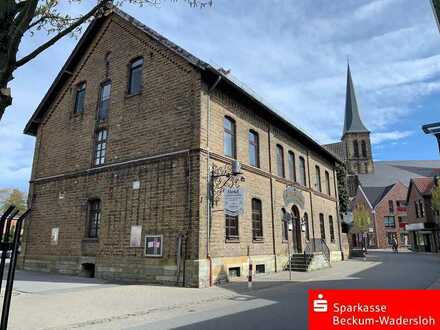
[288,151,296,182]
[329,215,335,243]
[325,170,331,195]
[252,199,263,240]
[298,156,306,186]
[388,200,394,214]
[225,214,239,240]
[224,117,236,158]
[384,216,395,228]
[73,82,86,114]
[248,130,260,168]
[315,166,322,192]
[98,81,111,122]
[128,57,143,95]
[319,213,326,240]
[353,140,359,158]
[276,144,285,178]
[415,201,419,218]
[419,200,425,217]
[88,199,101,238]
[94,129,107,166]
[361,140,367,158]
[304,212,310,241]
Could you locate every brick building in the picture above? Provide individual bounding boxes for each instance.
[406,177,440,253]
[20,8,343,287]
[351,182,408,249]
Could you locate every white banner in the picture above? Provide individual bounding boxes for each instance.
[224,188,245,216]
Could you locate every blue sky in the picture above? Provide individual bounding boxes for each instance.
[1,0,440,192]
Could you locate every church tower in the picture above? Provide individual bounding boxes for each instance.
[342,64,374,175]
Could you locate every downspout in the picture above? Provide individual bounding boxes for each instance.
[332,167,343,259]
[206,75,222,287]
[306,151,316,244]
[267,124,277,272]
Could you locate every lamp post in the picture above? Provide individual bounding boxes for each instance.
[422,122,440,154]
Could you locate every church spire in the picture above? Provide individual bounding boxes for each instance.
[342,64,369,138]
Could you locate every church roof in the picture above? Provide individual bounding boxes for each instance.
[322,142,345,161]
[358,160,440,187]
[342,64,369,137]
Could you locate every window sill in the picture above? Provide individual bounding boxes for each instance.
[282,240,289,244]
[225,238,240,243]
[144,254,163,258]
[125,91,143,99]
[252,238,264,243]
[82,238,98,242]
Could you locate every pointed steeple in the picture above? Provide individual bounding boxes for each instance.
[342,64,369,137]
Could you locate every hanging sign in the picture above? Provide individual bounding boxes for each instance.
[224,188,245,216]
[283,186,305,209]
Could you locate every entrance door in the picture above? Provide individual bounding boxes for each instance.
[292,206,302,253]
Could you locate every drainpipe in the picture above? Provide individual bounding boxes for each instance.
[267,124,277,272]
[206,75,222,287]
[306,151,316,247]
[332,167,344,259]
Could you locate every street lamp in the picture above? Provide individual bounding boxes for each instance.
[422,122,440,153]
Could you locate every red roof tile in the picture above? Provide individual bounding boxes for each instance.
[412,177,435,195]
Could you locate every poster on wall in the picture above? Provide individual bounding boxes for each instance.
[130,225,142,247]
[51,227,59,246]
[224,187,245,216]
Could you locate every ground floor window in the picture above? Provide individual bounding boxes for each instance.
[319,213,325,240]
[145,235,163,257]
[226,215,239,240]
[88,199,101,238]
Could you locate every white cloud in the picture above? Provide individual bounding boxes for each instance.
[371,131,413,144]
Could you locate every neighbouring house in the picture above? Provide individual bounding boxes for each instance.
[350,182,408,249]
[20,8,344,287]
[406,177,440,253]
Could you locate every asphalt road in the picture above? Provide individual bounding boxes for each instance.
[127,251,440,330]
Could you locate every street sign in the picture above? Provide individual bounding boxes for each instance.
[283,186,305,209]
[224,188,245,216]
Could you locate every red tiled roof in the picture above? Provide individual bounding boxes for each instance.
[412,177,435,195]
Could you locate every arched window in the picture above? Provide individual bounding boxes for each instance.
[315,166,322,192]
[329,215,335,243]
[298,156,307,186]
[88,199,101,238]
[252,199,263,239]
[282,208,288,241]
[319,213,326,240]
[248,130,260,167]
[304,212,310,241]
[128,57,144,95]
[361,140,367,158]
[325,170,331,195]
[288,151,296,182]
[276,144,285,178]
[353,140,359,158]
[224,117,236,158]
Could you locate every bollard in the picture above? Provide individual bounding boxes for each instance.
[248,261,253,288]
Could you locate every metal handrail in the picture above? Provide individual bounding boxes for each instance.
[303,238,331,265]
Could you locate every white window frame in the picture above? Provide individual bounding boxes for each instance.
[144,234,163,257]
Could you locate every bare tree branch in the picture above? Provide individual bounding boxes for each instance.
[15,1,109,68]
